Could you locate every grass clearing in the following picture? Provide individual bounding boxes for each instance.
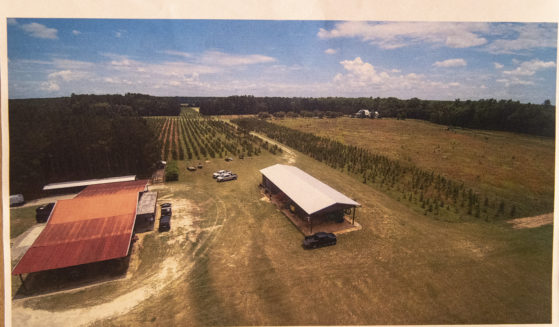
[275,117,555,216]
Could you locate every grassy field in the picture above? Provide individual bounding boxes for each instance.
[11,124,553,326]
[10,205,41,239]
[83,150,550,325]
[275,117,555,217]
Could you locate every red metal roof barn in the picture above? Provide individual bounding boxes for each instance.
[12,180,148,275]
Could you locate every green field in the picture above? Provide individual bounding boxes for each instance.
[11,116,553,326]
[275,117,555,217]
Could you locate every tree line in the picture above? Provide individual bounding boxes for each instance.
[200,96,555,137]
[9,93,178,198]
[233,118,537,221]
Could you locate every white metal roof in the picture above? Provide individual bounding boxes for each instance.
[260,164,360,215]
[43,175,137,191]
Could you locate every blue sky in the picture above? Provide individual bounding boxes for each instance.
[7,19,557,103]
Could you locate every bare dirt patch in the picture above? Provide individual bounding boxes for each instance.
[19,194,77,208]
[507,213,554,229]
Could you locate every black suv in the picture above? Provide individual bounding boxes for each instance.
[161,203,172,216]
[159,215,171,232]
[302,232,337,249]
[35,202,55,223]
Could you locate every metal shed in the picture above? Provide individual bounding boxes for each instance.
[135,191,158,231]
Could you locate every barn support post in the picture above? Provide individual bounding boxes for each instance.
[352,207,355,225]
[19,274,27,291]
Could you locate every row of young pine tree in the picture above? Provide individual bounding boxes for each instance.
[233,118,520,221]
[147,110,282,162]
[200,96,555,137]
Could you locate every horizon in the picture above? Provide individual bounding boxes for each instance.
[7,19,557,104]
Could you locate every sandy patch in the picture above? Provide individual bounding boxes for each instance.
[507,213,554,229]
[12,257,188,327]
[18,194,78,208]
[11,224,47,262]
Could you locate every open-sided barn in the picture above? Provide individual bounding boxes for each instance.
[12,180,148,276]
[260,164,360,232]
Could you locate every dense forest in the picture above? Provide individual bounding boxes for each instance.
[9,93,179,198]
[200,96,555,137]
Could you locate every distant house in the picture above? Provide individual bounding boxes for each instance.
[355,109,371,118]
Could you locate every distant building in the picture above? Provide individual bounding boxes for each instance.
[355,109,371,118]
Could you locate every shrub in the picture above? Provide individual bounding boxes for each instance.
[165,161,179,181]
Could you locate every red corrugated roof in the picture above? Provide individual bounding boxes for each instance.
[13,180,148,275]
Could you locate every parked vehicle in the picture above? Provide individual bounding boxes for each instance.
[217,173,238,182]
[187,166,196,171]
[9,194,25,207]
[159,215,171,232]
[302,232,337,249]
[197,163,203,169]
[35,202,55,223]
[212,170,231,178]
[161,203,172,216]
[156,160,167,169]
[225,157,233,162]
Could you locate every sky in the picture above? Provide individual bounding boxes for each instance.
[7,19,558,103]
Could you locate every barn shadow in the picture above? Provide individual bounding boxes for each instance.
[13,249,133,299]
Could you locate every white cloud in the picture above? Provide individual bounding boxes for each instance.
[503,59,556,76]
[162,50,192,58]
[433,58,467,68]
[21,22,58,39]
[40,80,60,91]
[333,57,431,92]
[318,22,489,49]
[494,62,504,69]
[497,77,535,86]
[72,30,81,35]
[7,18,18,25]
[449,82,461,87]
[48,70,90,81]
[52,59,95,70]
[485,24,557,54]
[324,48,338,54]
[199,51,276,66]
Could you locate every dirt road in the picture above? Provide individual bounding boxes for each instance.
[507,213,554,229]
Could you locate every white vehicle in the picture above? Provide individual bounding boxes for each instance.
[217,173,238,182]
[212,170,231,178]
[10,194,25,207]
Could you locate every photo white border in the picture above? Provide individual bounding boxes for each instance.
[0,1,557,326]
